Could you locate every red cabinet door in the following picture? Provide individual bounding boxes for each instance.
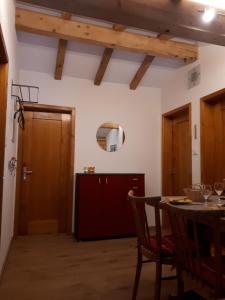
[77,175,104,239]
[127,175,145,197]
[76,174,145,240]
[99,174,145,237]
[101,175,130,237]
[123,174,145,234]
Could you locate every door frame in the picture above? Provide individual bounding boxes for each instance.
[0,25,9,240]
[200,88,225,183]
[14,103,75,236]
[162,103,192,195]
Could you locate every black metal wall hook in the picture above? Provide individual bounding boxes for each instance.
[13,95,25,130]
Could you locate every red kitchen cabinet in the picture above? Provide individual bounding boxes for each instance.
[75,173,145,240]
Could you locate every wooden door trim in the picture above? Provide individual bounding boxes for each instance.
[162,103,192,196]
[201,88,225,104]
[14,103,75,236]
[23,103,74,113]
[0,26,8,64]
[0,25,8,243]
[162,103,190,118]
[200,88,225,183]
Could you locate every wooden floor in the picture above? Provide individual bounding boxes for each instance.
[0,235,180,300]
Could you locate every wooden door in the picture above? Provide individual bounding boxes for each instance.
[0,26,8,240]
[18,110,72,235]
[171,112,191,195]
[162,104,192,196]
[201,90,225,184]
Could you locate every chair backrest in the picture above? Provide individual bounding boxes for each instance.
[165,204,225,299]
[128,190,162,255]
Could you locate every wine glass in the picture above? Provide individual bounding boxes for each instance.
[201,184,212,206]
[214,182,224,205]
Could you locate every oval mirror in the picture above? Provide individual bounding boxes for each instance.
[96,122,125,152]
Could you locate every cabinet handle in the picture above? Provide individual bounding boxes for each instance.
[132,186,139,190]
[99,177,101,184]
[106,177,108,184]
[132,178,139,181]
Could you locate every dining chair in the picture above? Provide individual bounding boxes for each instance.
[128,190,177,300]
[165,203,225,300]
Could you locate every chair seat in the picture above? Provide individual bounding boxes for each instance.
[150,235,175,256]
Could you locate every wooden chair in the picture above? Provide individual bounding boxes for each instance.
[128,190,177,300]
[165,203,225,300]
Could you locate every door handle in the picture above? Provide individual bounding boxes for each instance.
[22,165,33,181]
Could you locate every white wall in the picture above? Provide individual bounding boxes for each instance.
[19,68,162,226]
[0,0,19,273]
[162,44,225,184]
[19,70,162,197]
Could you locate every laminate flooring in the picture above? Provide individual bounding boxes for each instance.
[0,235,198,300]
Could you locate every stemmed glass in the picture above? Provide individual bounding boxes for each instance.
[201,184,212,206]
[214,182,224,205]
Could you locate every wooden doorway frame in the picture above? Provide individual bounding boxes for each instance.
[162,103,192,195]
[0,25,9,240]
[201,88,225,183]
[14,103,75,236]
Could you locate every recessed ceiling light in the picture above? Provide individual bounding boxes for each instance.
[202,7,216,22]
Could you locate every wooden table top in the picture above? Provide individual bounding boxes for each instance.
[160,196,225,217]
[150,196,225,232]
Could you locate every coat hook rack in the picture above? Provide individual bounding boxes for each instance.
[11,83,39,104]
[11,83,40,130]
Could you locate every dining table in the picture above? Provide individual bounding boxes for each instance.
[161,195,225,215]
[154,195,225,299]
[159,196,225,239]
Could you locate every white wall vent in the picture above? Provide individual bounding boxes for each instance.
[188,65,200,89]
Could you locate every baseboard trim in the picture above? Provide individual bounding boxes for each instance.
[0,237,13,284]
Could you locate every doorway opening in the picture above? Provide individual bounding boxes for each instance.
[15,103,75,236]
[201,88,225,184]
[162,103,192,196]
[0,26,9,241]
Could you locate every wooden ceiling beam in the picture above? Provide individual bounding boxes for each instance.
[112,24,126,32]
[16,8,198,62]
[130,55,154,90]
[94,48,114,86]
[130,33,172,90]
[94,24,125,86]
[54,12,72,80]
[18,0,225,46]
